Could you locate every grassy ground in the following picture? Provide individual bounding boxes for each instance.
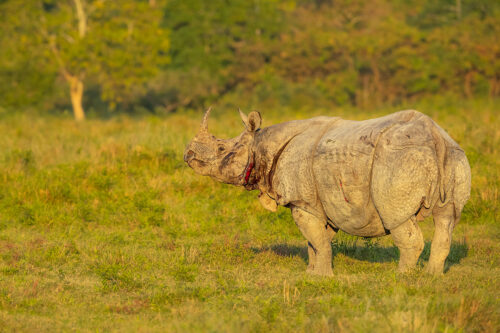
[0,99,498,332]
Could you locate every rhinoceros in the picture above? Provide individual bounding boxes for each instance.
[184,108,471,276]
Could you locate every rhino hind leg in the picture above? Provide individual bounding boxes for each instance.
[427,204,456,275]
[371,145,438,231]
[390,219,424,272]
[291,207,335,276]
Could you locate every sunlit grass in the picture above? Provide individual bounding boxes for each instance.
[0,99,498,331]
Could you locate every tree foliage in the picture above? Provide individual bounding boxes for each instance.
[0,0,498,116]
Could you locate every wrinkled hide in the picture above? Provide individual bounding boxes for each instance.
[184,109,471,276]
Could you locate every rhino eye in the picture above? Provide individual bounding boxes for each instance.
[218,146,226,153]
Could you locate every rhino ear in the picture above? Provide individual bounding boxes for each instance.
[247,111,262,132]
[239,109,262,132]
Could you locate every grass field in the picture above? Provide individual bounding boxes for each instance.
[0,99,499,332]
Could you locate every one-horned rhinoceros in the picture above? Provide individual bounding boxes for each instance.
[184,108,471,276]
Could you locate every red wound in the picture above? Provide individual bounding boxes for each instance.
[339,179,349,203]
[244,162,254,184]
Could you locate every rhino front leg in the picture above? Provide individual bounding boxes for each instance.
[390,219,424,273]
[427,204,456,275]
[306,241,316,272]
[291,207,334,276]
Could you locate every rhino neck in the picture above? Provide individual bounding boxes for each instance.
[245,118,328,195]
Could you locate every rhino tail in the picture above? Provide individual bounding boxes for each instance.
[429,120,448,205]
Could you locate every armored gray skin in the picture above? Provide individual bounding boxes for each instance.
[184,108,471,276]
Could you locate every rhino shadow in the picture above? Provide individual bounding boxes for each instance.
[251,244,309,262]
[252,240,468,270]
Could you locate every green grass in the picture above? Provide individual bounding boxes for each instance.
[0,99,499,332]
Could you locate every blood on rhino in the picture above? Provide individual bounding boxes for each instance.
[184,108,471,276]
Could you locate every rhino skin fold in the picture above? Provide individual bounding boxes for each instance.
[184,109,471,276]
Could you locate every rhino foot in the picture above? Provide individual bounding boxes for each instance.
[425,263,445,276]
[397,265,418,274]
[307,265,333,277]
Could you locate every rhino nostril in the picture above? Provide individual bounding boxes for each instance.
[184,150,195,162]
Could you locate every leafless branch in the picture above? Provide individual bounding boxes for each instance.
[73,0,87,38]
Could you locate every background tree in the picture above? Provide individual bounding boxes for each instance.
[0,0,498,115]
[0,0,169,120]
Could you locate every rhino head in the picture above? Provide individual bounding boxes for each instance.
[184,107,262,186]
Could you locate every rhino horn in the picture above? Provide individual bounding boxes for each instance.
[199,106,212,133]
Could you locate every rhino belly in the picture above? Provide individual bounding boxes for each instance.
[313,147,387,237]
[323,191,386,236]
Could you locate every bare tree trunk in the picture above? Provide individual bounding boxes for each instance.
[41,2,88,121]
[71,0,86,120]
[73,0,87,38]
[370,59,382,106]
[456,0,462,20]
[69,75,85,121]
[464,71,474,98]
[47,36,86,121]
[355,75,369,108]
[489,77,499,97]
[46,36,86,121]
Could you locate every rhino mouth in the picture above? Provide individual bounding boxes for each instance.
[184,148,210,169]
[185,158,210,175]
